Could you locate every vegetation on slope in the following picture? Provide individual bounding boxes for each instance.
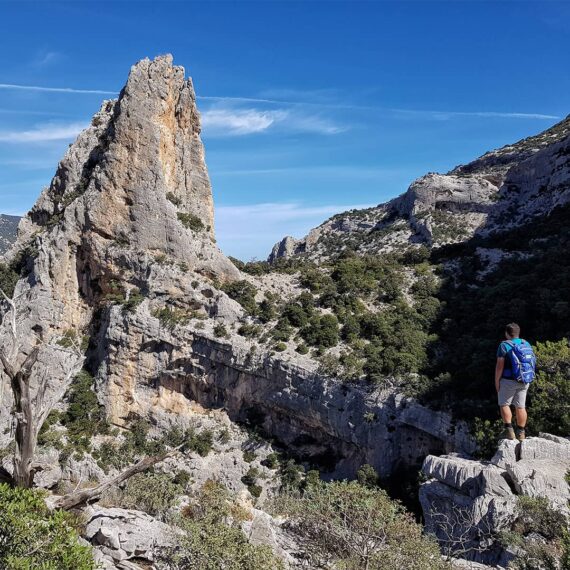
[0,484,96,570]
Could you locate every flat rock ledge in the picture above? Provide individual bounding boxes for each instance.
[420,434,570,567]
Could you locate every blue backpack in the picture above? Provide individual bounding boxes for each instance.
[506,340,536,384]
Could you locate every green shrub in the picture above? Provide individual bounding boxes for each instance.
[120,472,183,519]
[237,323,262,338]
[243,450,256,463]
[258,298,276,323]
[214,323,229,338]
[152,306,189,329]
[301,314,339,349]
[222,280,258,316]
[186,428,214,457]
[157,480,283,569]
[0,483,97,570]
[177,212,205,232]
[166,192,182,206]
[274,342,287,352]
[272,480,447,570]
[60,370,109,452]
[356,464,379,488]
[0,263,20,297]
[262,452,280,469]
[271,318,292,342]
[123,288,145,312]
[296,343,309,355]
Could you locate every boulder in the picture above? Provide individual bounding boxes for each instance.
[84,506,175,564]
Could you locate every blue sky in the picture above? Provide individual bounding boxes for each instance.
[0,1,568,260]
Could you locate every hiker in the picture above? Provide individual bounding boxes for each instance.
[495,322,536,442]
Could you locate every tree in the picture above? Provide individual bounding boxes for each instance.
[0,289,84,488]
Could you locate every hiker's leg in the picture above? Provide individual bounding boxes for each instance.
[515,407,527,428]
[499,405,512,424]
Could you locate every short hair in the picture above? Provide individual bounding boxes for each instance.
[505,323,520,337]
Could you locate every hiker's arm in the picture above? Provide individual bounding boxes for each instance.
[495,357,505,392]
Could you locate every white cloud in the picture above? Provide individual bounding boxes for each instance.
[0,122,87,143]
[215,201,373,260]
[201,109,286,136]
[0,83,117,95]
[201,106,346,137]
[31,51,63,68]
[213,165,402,179]
[391,108,559,121]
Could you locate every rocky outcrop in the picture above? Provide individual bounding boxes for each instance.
[420,434,570,566]
[0,54,238,442]
[84,506,175,568]
[268,115,570,261]
[99,315,475,477]
[0,214,20,256]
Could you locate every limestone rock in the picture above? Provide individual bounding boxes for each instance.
[84,506,175,564]
[421,434,570,566]
[268,115,570,262]
[0,214,20,256]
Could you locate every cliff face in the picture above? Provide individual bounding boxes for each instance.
[269,115,570,262]
[0,214,20,256]
[0,55,238,440]
[0,55,474,482]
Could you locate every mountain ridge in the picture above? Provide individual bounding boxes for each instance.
[268,113,570,263]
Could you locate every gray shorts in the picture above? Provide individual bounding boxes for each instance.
[498,378,529,408]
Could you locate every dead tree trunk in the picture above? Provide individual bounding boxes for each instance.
[0,289,83,488]
[2,347,40,488]
[54,446,184,510]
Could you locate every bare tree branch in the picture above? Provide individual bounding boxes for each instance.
[53,444,186,510]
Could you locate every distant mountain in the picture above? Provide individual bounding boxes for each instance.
[268,115,570,262]
[0,214,20,256]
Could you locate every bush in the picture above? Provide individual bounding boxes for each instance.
[274,342,287,352]
[0,262,19,297]
[177,212,205,232]
[258,298,276,323]
[186,428,214,457]
[152,306,189,329]
[157,480,284,569]
[120,472,183,519]
[237,323,262,338]
[301,314,339,349]
[243,450,256,463]
[166,192,182,206]
[0,483,97,570]
[271,319,292,342]
[213,323,229,338]
[504,495,569,569]
[222,280,258,316]
[262,452,280,469]
[272,480,447,570]
[123,288,145,312]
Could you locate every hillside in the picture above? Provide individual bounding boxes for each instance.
[269,114,570,262]
[0,55,569,569]
[0,214,20,255]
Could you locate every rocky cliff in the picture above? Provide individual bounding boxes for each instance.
[421,434,570,567]
[269,114,570,262]
[0,214,20,255]
[0,55,472,481]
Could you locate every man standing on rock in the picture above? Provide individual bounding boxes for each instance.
[495,323,536,442]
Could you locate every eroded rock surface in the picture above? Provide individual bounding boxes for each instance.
[420,434,570,566]
[269,115,570,261]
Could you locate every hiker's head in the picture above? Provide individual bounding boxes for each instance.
[505,323,520,339]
